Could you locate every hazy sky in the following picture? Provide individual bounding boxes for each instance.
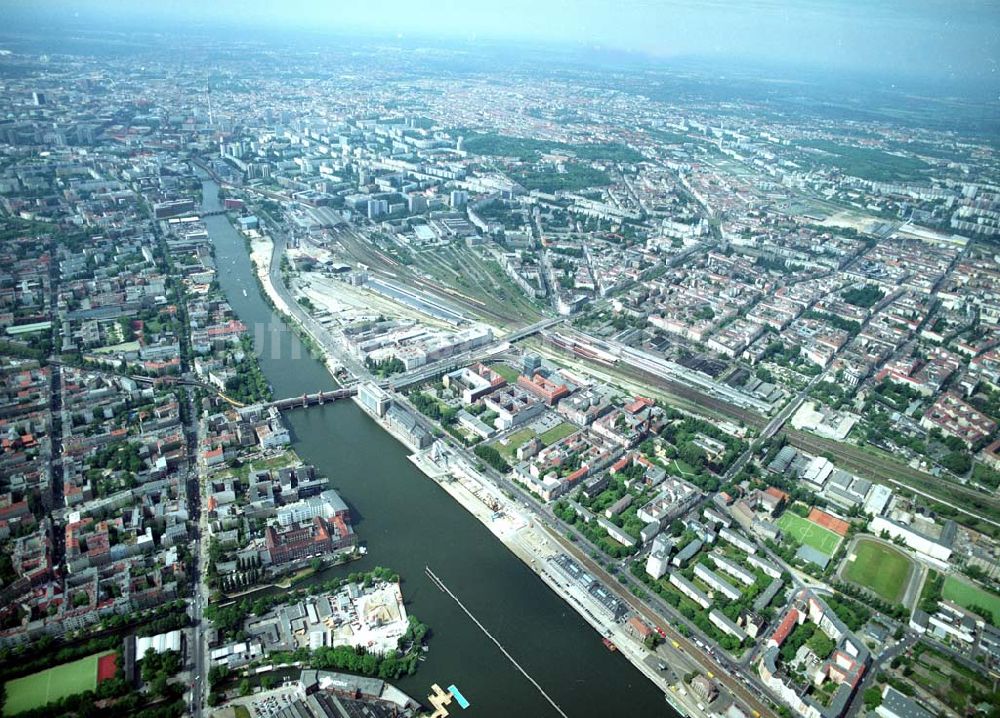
[7,0,1000,84]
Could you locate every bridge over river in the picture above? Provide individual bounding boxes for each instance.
[267,386,357,410]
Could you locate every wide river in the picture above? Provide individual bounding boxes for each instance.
[199,177,674,717]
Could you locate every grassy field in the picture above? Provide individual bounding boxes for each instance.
[215,449,301,481]
[540,422,577,446]
[253,450,301,472]
[496,428,536,458]
[94,340,141,354]
[273,565,316,589]
[843,538,913,603]
[777,512,842,556]
[943,575,1000,626]
[2,650,111,716]
[668,458,697,477]
[490,363,521,383]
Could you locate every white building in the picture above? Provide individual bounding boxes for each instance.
[645,550,670,580]
[669,572,711,609]
[719,527,757,555]
[695,563,742,601]
[747,554,782,579]
[636,477,701,527]
[869,515,953,563]
[710,554,756,586]
[358,382,390,417]
[136,629,182,657]
[277,489,350,527]
[710,610,748,641]
[863,484,892,516]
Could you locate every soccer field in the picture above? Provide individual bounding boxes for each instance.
[844,538,913,603]
[943,576,1000,626]
[2,650,110,716]
[777,512,841,556]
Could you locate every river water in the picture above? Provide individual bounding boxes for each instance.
[199,177,674,717]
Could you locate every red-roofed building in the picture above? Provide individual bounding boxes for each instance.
[517,373,570,405]
[760,486,789,514]
[265,516,356,565]
[201,446,225,468]
[610,455,631,473]
[759,589,871,718]
[625,396,655,414]
[768,608,801,649]
[628,616,655,640]
[566,466,588,485]
[827,649,866,687]
[143,357,181,376]
[203,319,248,346]
[980,438,1000,471]
[765,486,789,503]
[63,483,91,506]
[921,393,996,449]
[0,499,30,523]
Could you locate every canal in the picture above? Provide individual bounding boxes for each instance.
[200,177,675,717]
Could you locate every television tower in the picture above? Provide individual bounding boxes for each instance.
[207,83,214,128]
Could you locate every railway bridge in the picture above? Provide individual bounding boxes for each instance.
[267,387,357,411]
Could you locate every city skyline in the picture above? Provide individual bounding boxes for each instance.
[4,0,999,89]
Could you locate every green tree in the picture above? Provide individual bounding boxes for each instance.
[208,664,229,688]
[942,451,971,475]
[473,444,510,473]
[863,687,883,710]
[149,674,170,699]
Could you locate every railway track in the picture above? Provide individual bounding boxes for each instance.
[537,334,1000,531]
[538,333,768,427]
[334,230,531,328]
[786,429,1000,522]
